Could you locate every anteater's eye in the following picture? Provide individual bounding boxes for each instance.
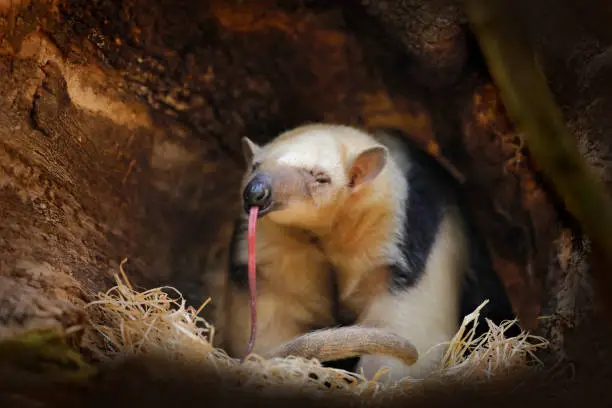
[310,170,331,184]
[251,162,260,172]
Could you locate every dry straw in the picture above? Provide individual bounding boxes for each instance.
[83,260,551,400]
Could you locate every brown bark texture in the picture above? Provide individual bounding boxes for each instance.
[0,0,611,374]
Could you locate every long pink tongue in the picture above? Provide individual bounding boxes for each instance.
[242,205,259,361]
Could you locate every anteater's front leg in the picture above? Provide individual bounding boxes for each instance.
[223,283,329,358]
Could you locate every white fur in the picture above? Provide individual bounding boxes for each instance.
[355,210,468,384]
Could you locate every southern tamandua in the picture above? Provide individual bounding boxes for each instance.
[219,123,517,382]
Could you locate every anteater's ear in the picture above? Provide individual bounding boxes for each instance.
[241,137,261,166]
[348,146,388,188]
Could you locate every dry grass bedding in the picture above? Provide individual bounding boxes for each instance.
[82,260,552,400]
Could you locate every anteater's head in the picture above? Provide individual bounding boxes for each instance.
[239,124,393,231]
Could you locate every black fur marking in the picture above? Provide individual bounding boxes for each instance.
[374,127,517,335]
[378,129,453,294]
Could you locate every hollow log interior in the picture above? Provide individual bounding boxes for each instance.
[1,0,612,374]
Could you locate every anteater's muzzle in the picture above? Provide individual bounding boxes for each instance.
[243,173,273,216]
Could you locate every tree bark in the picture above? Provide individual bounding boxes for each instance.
[0,0,610,369]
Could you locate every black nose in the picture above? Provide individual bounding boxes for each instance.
[243,175,272,210]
